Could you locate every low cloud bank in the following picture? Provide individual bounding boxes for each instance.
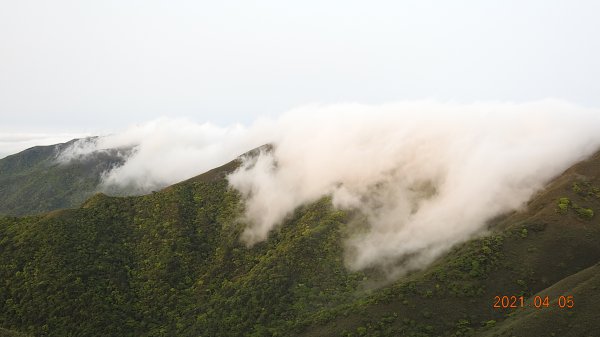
[228,100,600,274]
[59,100,600,274]
[57,118,270,191]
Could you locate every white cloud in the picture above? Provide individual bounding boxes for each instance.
[227,99,600,275]
[57,117,271,191]
[0,132,88,159]
[57,100,600,276]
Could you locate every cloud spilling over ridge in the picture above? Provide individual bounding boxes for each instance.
[227,100,600,274]
[57,118,270,191]
[58,100,600,274]
[0,132,89,159]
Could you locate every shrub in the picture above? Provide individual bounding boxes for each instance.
[557,198,570,214]
[520,228,528,238]
[574,206,594,219]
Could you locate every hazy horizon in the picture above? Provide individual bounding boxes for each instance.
[2,0,600,156]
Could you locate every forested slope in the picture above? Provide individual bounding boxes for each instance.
[1,151,600,336]
[0,140,127,216]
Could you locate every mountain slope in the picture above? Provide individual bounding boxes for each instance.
[0,139,128,216]
[481,263,600,337]
[300,150,600,337]
[0,150,600,336]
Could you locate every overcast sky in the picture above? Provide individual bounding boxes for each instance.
[1,0,600,156]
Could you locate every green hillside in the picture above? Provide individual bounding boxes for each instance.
[1,150,600,336]
[0,140,128,216]
[0,327,29,337]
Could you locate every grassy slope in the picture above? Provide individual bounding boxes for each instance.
[0,140,127,216]
[0,151,599,336]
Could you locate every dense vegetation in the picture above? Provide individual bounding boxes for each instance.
[1,150,600,336]
[0,140,128,216]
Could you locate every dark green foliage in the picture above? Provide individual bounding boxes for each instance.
[0,139,129,216]
[451,319,473,337]
[558,180,598,219]
[0,175,364,336]
[520,228,528,238]
[2,150,600,336]
[572,181,600,199]
[571,182,583,194]
[0,327,29,337]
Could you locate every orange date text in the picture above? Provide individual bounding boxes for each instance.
[493,295,574,309]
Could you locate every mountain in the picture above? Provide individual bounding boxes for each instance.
[0,139,128,216]
[1,148,600,336]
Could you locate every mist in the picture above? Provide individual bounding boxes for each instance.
[59,100,600,274]
[0,132,89,159]
[227,100,600,274]
[57,118,270,191]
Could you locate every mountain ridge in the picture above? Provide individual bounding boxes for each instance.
[0,145,599,336]
[0,138,129,216]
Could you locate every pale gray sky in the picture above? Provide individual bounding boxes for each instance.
[1,0,600,156]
